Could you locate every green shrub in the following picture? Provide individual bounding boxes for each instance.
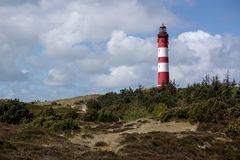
[175,107,189,119]
[82,109,99,121]
[42,107,56,117]
[160,109,175,122]
[31,116,79,131]
[0,100,32,124]
[159,107,189,122]
[97,109,119,122]
[225,118,240,139]
[152,103,167,117]
[42,116,57,128]
[30,117,45,127]
[64,110,78,119]
[123,106,150,121]
[51,119,79,131]
[86,99,101,110]
[51,101,58,106]
[227,105,240,119]
[188,98,227,123]
[29,107,79,131]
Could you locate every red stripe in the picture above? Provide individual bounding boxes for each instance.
[158,38,168,47]
[158,57,168,63]
[158,72,169,86]
[158,43,168,48]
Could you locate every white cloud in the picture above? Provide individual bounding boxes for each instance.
[91,65,139,88]
[39,0,180,61]
[44,67,75,86]
[170,30,240,85]
[107,30,155,66]
[0,32,32,81]
[0,1,40,81]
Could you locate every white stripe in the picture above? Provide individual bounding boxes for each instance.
[158,48,168,57]
[158,63,169,72]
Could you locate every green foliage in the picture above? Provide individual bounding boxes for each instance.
[42,107,56,117]
[122,106,150,121]
[29,107,79,131]
[64,110,78,119]
[82,109,99,121]
[86,99,101,110]
[83,82,178,122]
[0,99,32,124]
[175,107,189,119]
[160,109,175,122]
[82,108,119,122]
[97,109,119,122]
[188,98,227,123]
[225,118,240,140]
[159,107,189,122]
[82,74,239,123]
[51,119,79,131]
[1,73,239,134]
[227,105,240,119]
[152,103,167,117]
[182,74,237,105]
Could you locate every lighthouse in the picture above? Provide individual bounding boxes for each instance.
[157,24,169,87]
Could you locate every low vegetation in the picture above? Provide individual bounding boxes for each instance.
[0,74,240,159]
[84,74,240,139]
[0,99,79,131]
[1,74,239,137]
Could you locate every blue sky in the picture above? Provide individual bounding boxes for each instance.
[169,0,240,35]
[0,0,239,101]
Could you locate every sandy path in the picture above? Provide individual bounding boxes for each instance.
[69,120,197,152]
[124,120,197,134]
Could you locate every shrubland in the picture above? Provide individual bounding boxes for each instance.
[0,74,240,159]
[0,99,79,131]
[84,74,240,139]
[0,74,239,139]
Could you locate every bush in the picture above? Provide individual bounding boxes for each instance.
[159,107,189,122]
[0,100,32,124]
[51,119,79,131]
[42,107,56,117]
[175,107,189,119]
[82,109,99,121]
[152,103,167,117]
[42,116,57,128]
[82,108,119,122]
[188,98,227,123]
[225,118,240,139]
[227,105,240,119]
[86,99,101,110]
[160,109,175,122]
[31,116,79,131]
[51,101,58,106]
[64,110,78,119]
[30,107,79,131]
[97,109,119,122]
[123,106,150,121]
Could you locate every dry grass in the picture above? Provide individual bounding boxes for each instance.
[36,94,99,106]
[69,119,198,153]
[1,119,239,160]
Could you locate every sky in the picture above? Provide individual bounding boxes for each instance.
[0,0,240,101]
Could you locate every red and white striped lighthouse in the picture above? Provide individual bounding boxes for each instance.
[157,24,169,87]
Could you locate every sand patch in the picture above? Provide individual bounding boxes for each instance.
[69,119,198,152]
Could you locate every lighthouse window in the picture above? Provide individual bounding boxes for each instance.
[160,27,166,32]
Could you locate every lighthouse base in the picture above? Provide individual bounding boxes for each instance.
[158,72,169,87]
